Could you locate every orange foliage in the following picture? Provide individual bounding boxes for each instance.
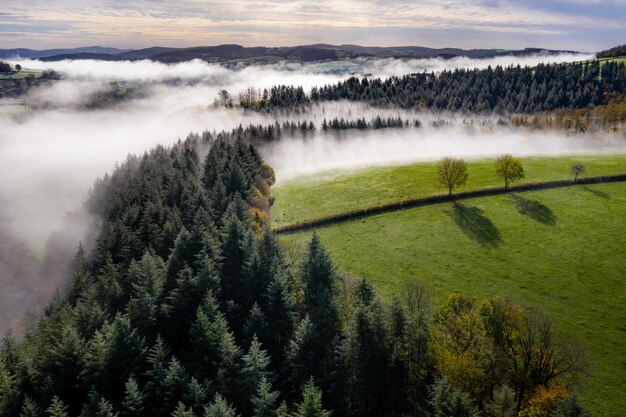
[518,385,569,417]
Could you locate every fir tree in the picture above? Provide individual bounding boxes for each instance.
[47,396,69,417]
[251,378,279,417]
[293,379,331,417]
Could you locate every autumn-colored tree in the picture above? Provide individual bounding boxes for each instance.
[495,154,524,189]
[518,385,568,417]
[436,157,468,196]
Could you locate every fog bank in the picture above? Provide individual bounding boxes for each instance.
[265,128,626,182]
[0,52,615,334]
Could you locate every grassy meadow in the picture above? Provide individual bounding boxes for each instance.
[272,154,626,226]
[274,156,626,416]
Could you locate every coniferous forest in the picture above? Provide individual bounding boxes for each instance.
[240,61,626,113]
[0,127,589,417]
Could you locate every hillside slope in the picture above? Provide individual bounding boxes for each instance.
[283,181,626,416]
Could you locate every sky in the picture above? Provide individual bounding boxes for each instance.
[0,0,624,51]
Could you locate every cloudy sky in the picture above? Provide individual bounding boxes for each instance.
[1,0,624,51]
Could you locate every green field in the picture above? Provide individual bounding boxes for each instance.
[274,157,626,416]
[273,154,626,226]
[0,69,40,80]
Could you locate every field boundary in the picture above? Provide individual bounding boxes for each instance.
[273,173,626,234]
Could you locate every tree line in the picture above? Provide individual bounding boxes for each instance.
[437,155,590,196]
[231,61,625,114]
[0,131,590,417]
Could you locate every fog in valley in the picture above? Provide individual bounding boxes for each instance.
[0,52,622,333]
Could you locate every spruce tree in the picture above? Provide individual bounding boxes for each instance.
[47,396,69,417]
[293,379,331,417]
[121,377,144,417]
[251,378,279,417]
[19,397,41,417]
[172,402,196,417]
[203,394,238,417]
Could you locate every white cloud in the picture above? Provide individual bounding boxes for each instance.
[1,0,625,50]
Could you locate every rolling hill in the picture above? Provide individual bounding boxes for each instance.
[274,155,626,416]
[1,44,580,63]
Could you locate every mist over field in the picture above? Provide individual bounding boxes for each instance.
[0,52,621,333]
[266,129,626,182]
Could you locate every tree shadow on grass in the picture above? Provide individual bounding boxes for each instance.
[580,185,611,199]
[510,194,556,226]
[447,202,503,248]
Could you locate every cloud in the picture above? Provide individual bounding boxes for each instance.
[1,0,625,50]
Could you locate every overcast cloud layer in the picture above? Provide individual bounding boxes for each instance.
[1,0,625,51]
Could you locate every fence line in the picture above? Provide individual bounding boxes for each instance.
[273,173,626,234]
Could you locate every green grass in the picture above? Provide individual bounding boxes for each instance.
[0,69,40,80]
[273,154,626,226]
[281,179,626,416]
[593,56,626,66]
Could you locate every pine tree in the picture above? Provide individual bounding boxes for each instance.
[185,378,208,415]
[429,377,480,417]
[47,396,69,417]
[247,229,283,309]
[162,357,191,414]
[121,377,144,417]
[299,234,340,387]
[243,303,269,349]
[251,378,280,417]
[172,402,196,417]
[286,316,317,395]
[79,391,118,417]
[67,243,91,305]
[146,336,172,415]
[82,314,145,400]
[203,394,238,417]
[215,328,243,408]
[243,336,272,388]
[293,379,331,417]
[0,353,18,415]
[19,397,41,417]
[342,299,391,417]
[264,274,293,365]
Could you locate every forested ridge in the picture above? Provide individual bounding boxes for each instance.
[0,128,589,417]
[240,61,626,113]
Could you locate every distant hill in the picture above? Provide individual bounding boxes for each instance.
[308,44,578,59]
[597,44,626,59]
[0,46,130,59]
[1,44,580,63]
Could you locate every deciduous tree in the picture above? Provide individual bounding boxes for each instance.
[495,154,525,189]
[436,157,469,196]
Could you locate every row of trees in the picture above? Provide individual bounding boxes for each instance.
[596,44,626,59]
[235,61,625,114]
[0,61,21,73]
[437,156,590,196]
[0,131,590,417]
[437,155,525,195]
[508,102,626,133]
[321,116,421,130]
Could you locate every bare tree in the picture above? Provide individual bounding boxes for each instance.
[570,163,586,181]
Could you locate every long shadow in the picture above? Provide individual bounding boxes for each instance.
[510,194,556,226]
[580,185,611,199]
[447,202,503,248]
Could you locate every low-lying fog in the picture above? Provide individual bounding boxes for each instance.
[0,52,622,333]
[266,129,626,182]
